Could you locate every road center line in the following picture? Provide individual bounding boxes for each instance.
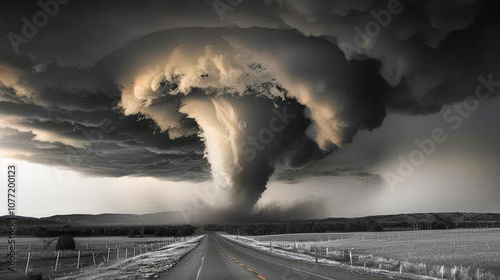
[215,235,267,279]
[221,235,337,280]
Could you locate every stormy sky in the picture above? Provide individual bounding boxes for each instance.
[1,0,500,221]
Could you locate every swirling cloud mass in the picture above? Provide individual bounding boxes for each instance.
[1,0,499,217]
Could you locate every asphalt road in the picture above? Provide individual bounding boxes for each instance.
[160,233,386,280]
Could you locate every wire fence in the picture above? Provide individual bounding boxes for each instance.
[232,229,500,280]
[1,237,187,277]
[266,238,500,280]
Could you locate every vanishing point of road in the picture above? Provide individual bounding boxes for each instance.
[160,232,386,280]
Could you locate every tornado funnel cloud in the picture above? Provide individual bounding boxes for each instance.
[179,95,311,216]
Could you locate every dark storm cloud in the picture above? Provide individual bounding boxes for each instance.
[0,123,209,180]
[1,0,499,214]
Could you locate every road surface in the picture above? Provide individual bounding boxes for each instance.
[160,233,385,280]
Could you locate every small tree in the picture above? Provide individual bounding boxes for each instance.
[55,234,76,251]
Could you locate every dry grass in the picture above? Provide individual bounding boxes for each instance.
[0,236,175,277]
[253,228,500,279]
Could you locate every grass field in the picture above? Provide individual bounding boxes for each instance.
[250,228,500,279]
[0,235,179,278]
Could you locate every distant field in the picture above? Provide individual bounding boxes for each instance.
[251,228,500,279]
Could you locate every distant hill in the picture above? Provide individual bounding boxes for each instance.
[323,212,500,230]
[205,212,500,235]
[1,212,499,229]
[0,211,186,226]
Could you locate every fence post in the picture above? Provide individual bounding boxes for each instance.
[92,251,96,266]
[25,252,31,275]
[77,251,81,269]
[54,251,60,271]
[125,247,128,258]
[117,248,119,260]
[107,248,110,262]
[315,247,318,263]
[326,248,329,256]
[349,250,352,265]
[134,247,136,257]
[399,262,403,273]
